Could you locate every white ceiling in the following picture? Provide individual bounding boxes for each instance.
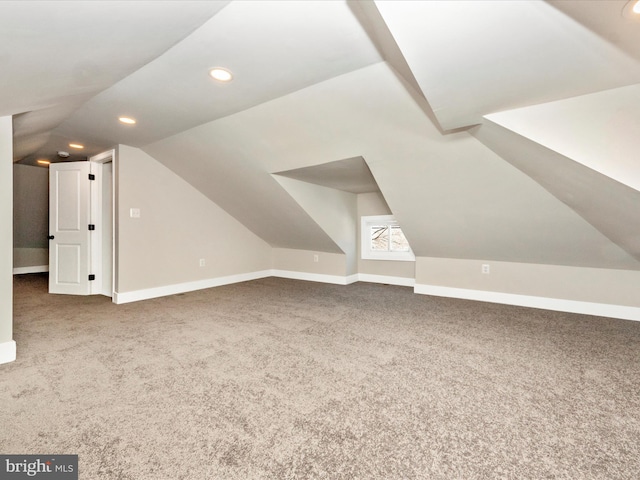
[2,0,230,161]
[5,0,639,162]
[485,84,640,192]
[548,0,640,63]
[374,0,640,131]
[3,0,640,269]
[5,0,381,163]
[274,157,379,194]
[0,1,229,116]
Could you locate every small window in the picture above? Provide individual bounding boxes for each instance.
[361,215,415,261]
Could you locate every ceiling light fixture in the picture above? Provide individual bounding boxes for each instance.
[623,0,640,18]
[37,159,50,166]
[69,143,84,149]
[119,116,137,125]
[209,67,233,82]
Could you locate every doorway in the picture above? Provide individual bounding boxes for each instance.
[48,149,115,298]
[89,150,114,298]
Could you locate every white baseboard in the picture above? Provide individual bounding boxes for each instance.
[358,273,415,287]
[115,269,359,303]
[13,265,48,275]
[272,269,358,285]
[415,284,640,322]
[113,270,272,304]
[111,271,640,322]
[113,270,373,304]
[271,271,414,287]
[0,340,16,365]
[346,273,359,285]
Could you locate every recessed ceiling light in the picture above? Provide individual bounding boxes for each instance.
[69,143,84,149]
[119,116,137,125]
[37,159,50,166]
[209,67,233,82]
[623,0,640,18]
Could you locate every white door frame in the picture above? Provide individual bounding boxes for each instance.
[89,149,116,298]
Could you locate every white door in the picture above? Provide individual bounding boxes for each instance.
[49,162,92,295]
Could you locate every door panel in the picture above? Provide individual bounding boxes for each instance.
[49,162,91,295]
[56,244,81,284]
[56,171,82,231]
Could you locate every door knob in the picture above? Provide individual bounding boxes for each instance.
[48,235,55,240]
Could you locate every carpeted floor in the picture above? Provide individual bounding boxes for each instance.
[2,273,640,479]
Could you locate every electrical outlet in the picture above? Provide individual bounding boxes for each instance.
[199,259,206,267]
[481,264,490,274]
[313,254,319,263]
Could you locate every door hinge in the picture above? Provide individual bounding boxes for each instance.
[89,274,96,281]
[88,224,95,231]
[88,174,95,181]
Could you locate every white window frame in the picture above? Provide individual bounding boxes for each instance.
[361,215,415,262]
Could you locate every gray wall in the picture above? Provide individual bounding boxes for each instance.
[13,164,49,268]
[272,248,348,277]
[115,145,272,295]
[274,176,358,275]
[415,257,640,308]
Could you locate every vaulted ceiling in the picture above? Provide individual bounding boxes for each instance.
[3,0,640,270]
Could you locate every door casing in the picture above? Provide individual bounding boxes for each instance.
[48,149,115,298]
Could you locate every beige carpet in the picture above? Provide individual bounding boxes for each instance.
[2,273,640,479]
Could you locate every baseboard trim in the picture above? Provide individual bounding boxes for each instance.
[268,272,413,287]
[414,284,640,322]
[358,273,415,287]
[272,269,357,285]
[115,270,362,303]
[113,270,272,304]
[0,340,16,365]
[345,274,359,285]
[111,272,640,321]
[13,265,48,275]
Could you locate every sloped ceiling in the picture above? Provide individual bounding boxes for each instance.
[372,0,640,131]
[274,157,379,194]
[3,0,640,271]
[2,0,230,162]
[485,84,640,192]
[548,0,640,63]
[54,0,382,153]
[473,120,640,263]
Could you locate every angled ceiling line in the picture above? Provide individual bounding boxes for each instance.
[473,119,640,263]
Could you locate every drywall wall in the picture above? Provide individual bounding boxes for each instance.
[272,248,347,279]
[144,62,636,272]
[358,76,640,270]
[415,257,640,309]
[0,116,14,361]
[357,192,415,280]
[13,249,48,270]
[473,119,640,265]
[13,164,48,269]
[136,62,637,315]
[273,176,358,275]
[115,144,272,294]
